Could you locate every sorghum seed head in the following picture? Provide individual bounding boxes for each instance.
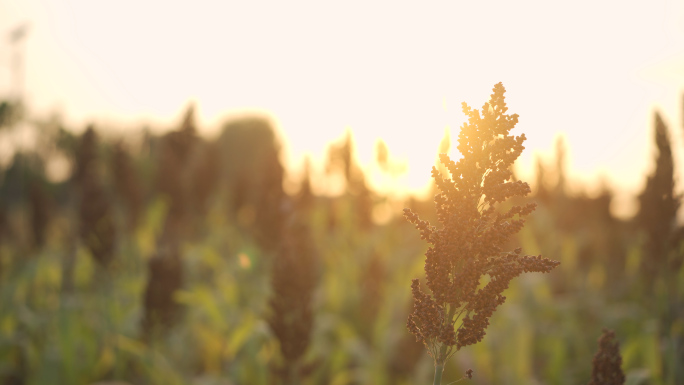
[405,83,560,363]
[588,329,625,385]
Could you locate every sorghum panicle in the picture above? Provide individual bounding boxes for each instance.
[588,329,625,385]
[255,146,286,252]
[404,83,560,368]
[268,211,319,383]
[637,112,680,287]
[156,108,199,235]
[142,110,195,337]
[76,127,116,267]
[111,142,143,232]
[141,239,184,338]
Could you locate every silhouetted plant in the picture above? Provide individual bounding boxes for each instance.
[73,126,98,184]
[218,116,285,247]
[76,126,116,267]
[219,116,285,250]
[533,156,552,205]
[588,329,625,385]
[141,239,184,339]
[190,140,220,217]
[636,111,684,383]
[403,83,559,384]
[553,136,566,196]
[142,111,197,338]
[636,112,679,289]
[376,139,407,177]
[296,157,314,213]
[255,144,286,252]
[530,138,628,295]
[326,130,354,185]
[268,212,319,385]
[111,142,143,232]
[155,107,200,235]
[165,105,198,166]
[28,179,50,248]
[354,175,374,230]
[156,140,188,237]
[326,131,374,228]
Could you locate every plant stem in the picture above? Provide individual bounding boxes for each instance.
[286,361,300,385]
[433,363,445,385]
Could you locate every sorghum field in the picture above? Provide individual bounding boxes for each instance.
[0,82,682,385]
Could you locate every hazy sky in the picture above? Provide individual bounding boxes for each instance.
[1,0,684,215]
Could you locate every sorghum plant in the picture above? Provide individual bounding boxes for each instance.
[218,116,286,247]
[141,238,184,339]
[404,83,560,384]
[637,112,680,289]
[141,112,195,337]
[156,107,200,234]
[268,212,319,385]
[326,131,374,228]
[165,105,198,165]
[76,127,116,267]
[588,329,625,385]
[73,125,98,184]
[295,157,314,212]
[29,179,50,248]
[111,142,143,232]
[636,111,684,383]
[326,130,354,184]
[254,145,286,252]
[190,140,220,217]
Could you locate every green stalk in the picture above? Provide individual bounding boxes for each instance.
[433,362,444,385]
[433,304,457,384]
[286,361,300,385]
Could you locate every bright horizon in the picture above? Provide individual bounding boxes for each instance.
[1,0,684,218]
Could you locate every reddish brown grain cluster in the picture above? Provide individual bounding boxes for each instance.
[268,212,319,383]
[588,329,625,385]
[141,241,184,338]
[404,83,560,367]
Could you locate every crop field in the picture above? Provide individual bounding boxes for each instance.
[0,84,682,385]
